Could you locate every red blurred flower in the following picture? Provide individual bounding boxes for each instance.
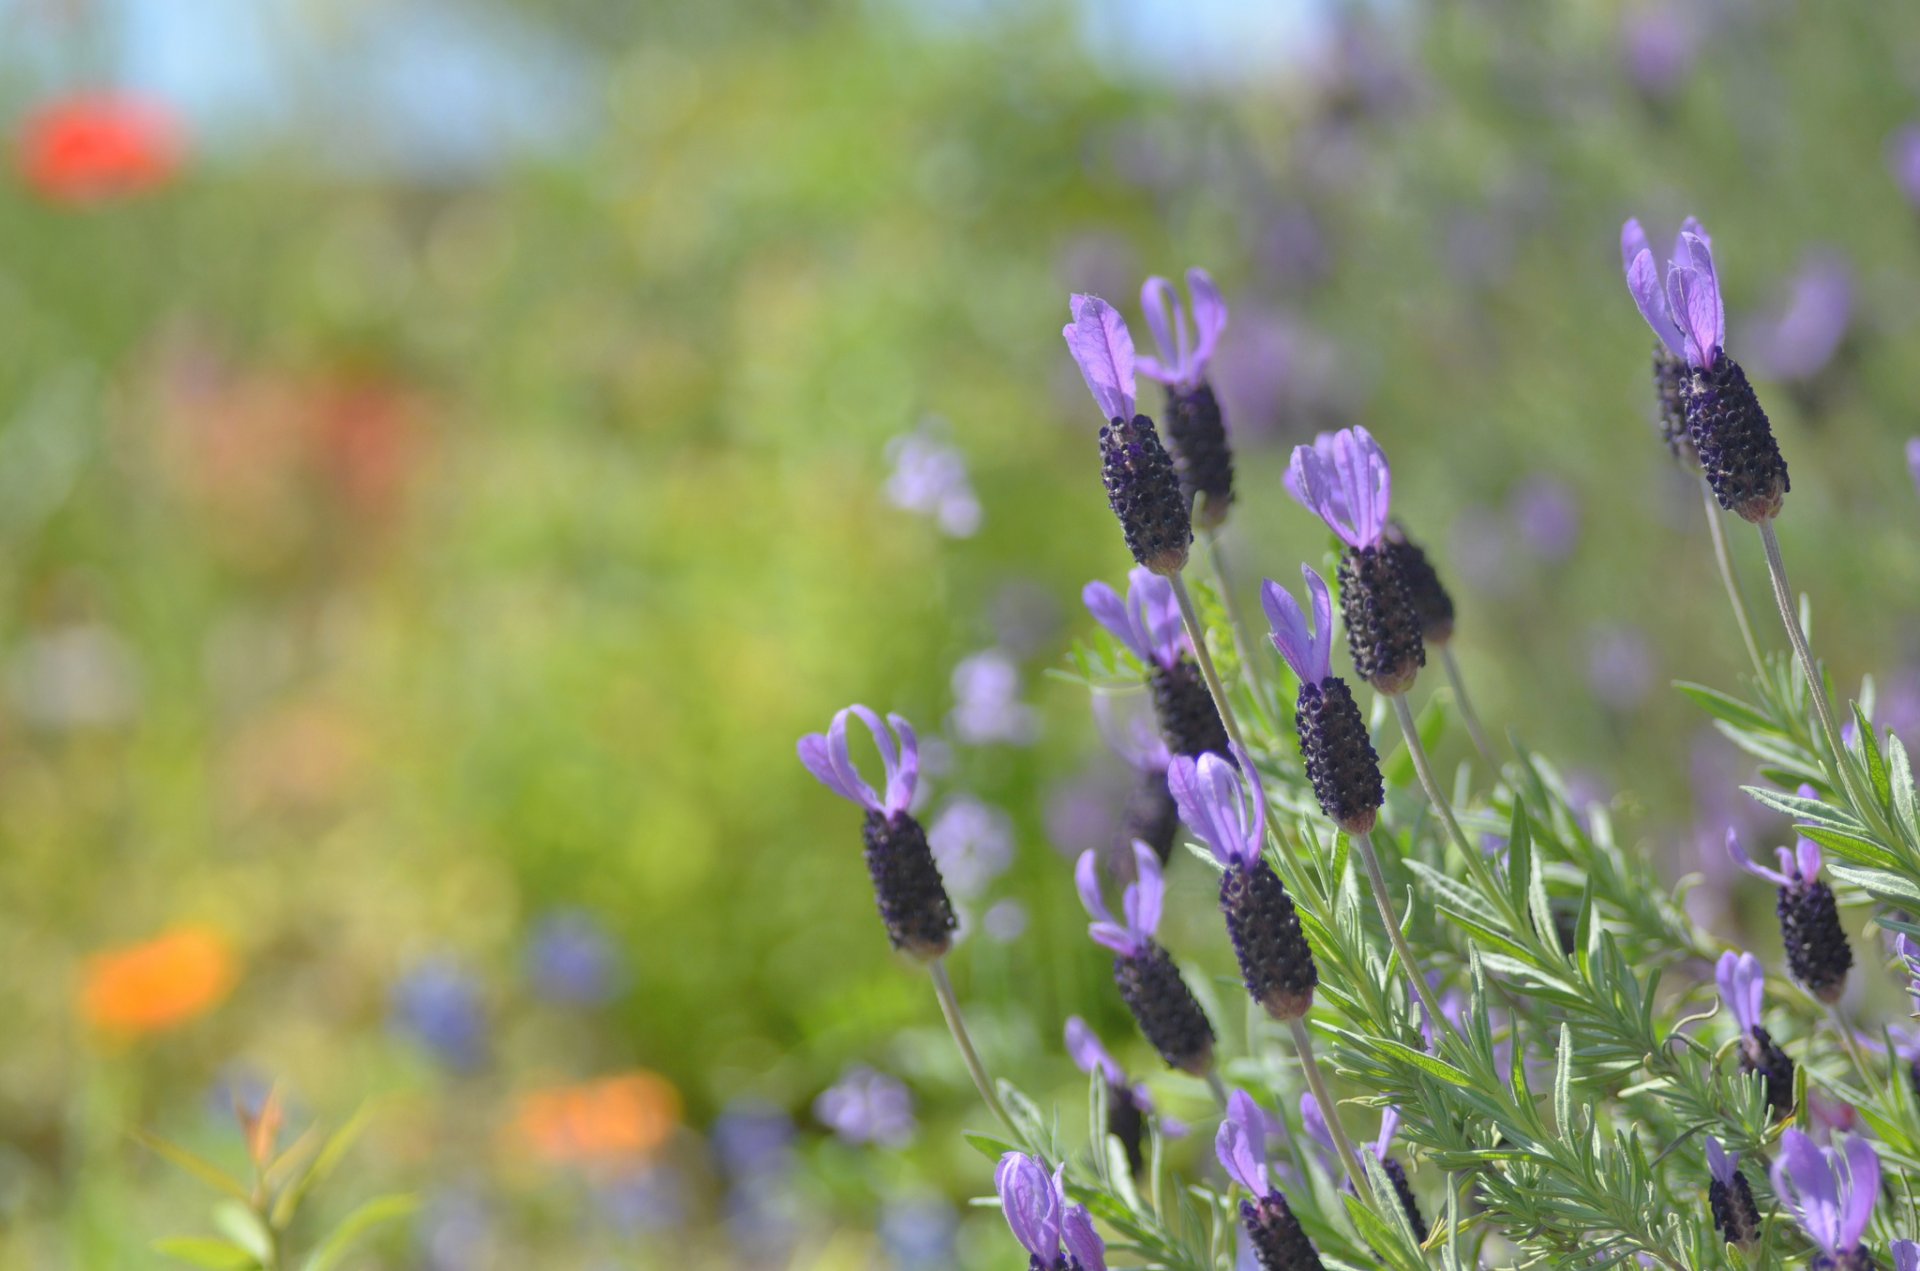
[17,93,182,204]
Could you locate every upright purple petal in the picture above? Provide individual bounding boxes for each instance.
[1166,752,1262,870]
[1061,1202,1107,1271]
[1132,568,1186,669]
[886,714,920,815]
[1726,828,1790,887]
[1260,566,1334,685]
[1705,1136,1736,1186]
[1137,276,1182,385]
[1893,1239,1920,1271]
[1123,842,1165,940]
[996,1152,1061,1258]
[798,732,869,808]
[1298,1092,1338,1172]
[1287,427,1390,548]
[1064,1017,1124,1084]
[1771,1128,1843,1254]
[1075,850,1116,927]
[1793,837,1822,881]
[1374,1106,1401,1160]
[1064,295,1137,423]
[1667,231,1724,369]
[1837,1136,1879,1250]
[1217,1090,1271,1195]
[1187,268,1228,376]
[1620,219,1684,355]
[1716,951,1764,1034]
[1083,580,1151,663]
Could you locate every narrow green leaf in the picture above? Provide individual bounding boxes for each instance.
[1827,862,1920,907]
[302,1194,418,1271]
[1505,800,1533,924]
[963,1133,1016,1163]
[1368,1038,1472,1087]
[1673,682,1776,733]
[1890,732,1920,852]
[151,1238,259,1270]
[272,1103,375,1229]
[129,1129,251,1204]
[1796,825,1905,872]
[1741,785,1863,831]
[1553,1024,1574,1136]
[1852,703,1891,809]
[211,1203,272,1264]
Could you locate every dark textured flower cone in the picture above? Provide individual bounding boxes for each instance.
[1106,1081,1146,1177]
[1739,1025,1796,1120]
[1220,861,1318,1021]
[1163,384,1234,531]
[1382,527,1455,647]
[1652,347,1698,467]
[1295,676,1384,834]
[1709,1167,1761,1249]
[1150,656,1232,760]
[1685,356,1789,523]
[1337,545,1425,695]
[1117,767,1182,866]
[1113,942,1216,1076]
[1240,1194,1328,1271]
[1778,880,1852,1004]
[1383,1158,1428,1244]
[1101,413,1192,575]
[861,810,957,960]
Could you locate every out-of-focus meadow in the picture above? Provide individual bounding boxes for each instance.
[6,0,1920,1265]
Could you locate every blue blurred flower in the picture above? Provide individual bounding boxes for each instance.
[879,1195,958,1270]
[1747,251,1853,383]
[949,650,1036,746]
[710,1100,795,1181]
[885,420,980,538]
[814,1066,916,1148]
[390,957,488,1071]
[595,1165,685,1236]
[526,908,623,1006]
[1618,7,1699,102]
[1585,623,1655,711]
[926,796,1014,899]
[416,1187,494,1271]
[1510,475,1580,561]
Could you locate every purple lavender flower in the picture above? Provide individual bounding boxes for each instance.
[926,796,1014,900]
[1138,269,1227,394]
[711,1100,795,1181]
[1169,753,1319,1021]
[1283,426,1391,550]
[525,909,622,1006]
[950,650,1038,746]
[1705,1136,1761,1248]
[390,957,487,1071]
[1139,269,1237,526]
[1077,842,1165,960]
[814,1066,917,1148]
[1770,1129,1879,1268]
[1622,217,1720,369]
[1895,1239,1920,1271]
[1299,1097,1422,1234]
[995,1152,1106,1271]
[1078,843,1215,1075]
[1219,1091,1326,1269]
[1510,475,1580,561]
[1749,251,1853,384]
[1067,1015,1178,1175]
[879,1195,958,1270]
[885,422,981,538]
[1728,818,1853,1002]
[1266,565,1385,835]
[1092,694,1181,870]
[798,706,955,959]
[1083,568,1187,672]
[1585,623,1654,711]
[1907,438,1920,499]
[1717,950,1795,1118]
[1261,565,1334,687]
[1618,7,1698,101]
[1889,125,1920,208]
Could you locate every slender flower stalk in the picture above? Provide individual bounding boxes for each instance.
[1388,691,1486,879]
[930,960,1014,1133]
[1202,528,1271,704]
[1284,1016,1368,1203]
[1438,645,1497,771]
[1700,477,1766,677]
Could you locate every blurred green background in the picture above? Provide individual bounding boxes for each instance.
[5,0,1920,1265]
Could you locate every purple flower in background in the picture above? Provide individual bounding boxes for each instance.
[1889,125,1920,208]
[1261,565,1335,686]
[1586,623,1654,710]
[884,422,981,538]
[1083,567,1187,672]
[526,908,623,1006]
[983,899,1028,942]
[1284,426,1392,549]
[798,706,919,816]
[879,1195,958,1270]
[1770,1129,1878,1264]
[1138,269,1227,392]
[1077,843,1165,959]
[996,1152,1106,1271]
[1749,251,1853,383]
[814,1067,917,1148]
[417,1187,494,1271]
[1448,506,1513,596]
[950,650,1038,746]
[927,796,1015,899]
[596,1165,686,1236]
[390,957,487,1071]
[1618,7,1699,100]
[1907,438,1920,498]
[711,1101,795,1181]
[1045,768,1126,861]
[1510,475,1580,560]
[1621,216,1723,369]
[1092,693,1171,776]
[1166,752,1264,871]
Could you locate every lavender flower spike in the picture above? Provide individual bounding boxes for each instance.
[996,1152,1107,1271]
[1139,269,1235,528]
[1728,821,1852,1002]
[1284,425,1392,550]
[1078,845,1215,1074]
[1138,269,1227,392]
[1717,950,1795,1118]
[1076,844,1164,959]
[1166,752,1264,871]
[1705,1135,1761,1248]
[1083,568,1186,671]
[1261,565,1334,687]
[1219,1090,1328,1271]
[1770,1129,1879,1269]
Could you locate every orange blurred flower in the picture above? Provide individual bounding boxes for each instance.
[17,93,182,204]
[514,1071,680,1167]
[81,926,235,1037]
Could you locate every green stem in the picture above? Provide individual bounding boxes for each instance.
[1286,1015,1375,1206]
[1702,478,1766,680]
[1389,692,1491,891]
[929,959,1015,1135]
[1438,643,1498,772]
[1202,527,1269,705]
[1356,828,1458,1045]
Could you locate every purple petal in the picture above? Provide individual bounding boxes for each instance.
[1132,568,1186,668]
[1621,220,1684,355]
[1794,837,1823,881]
[1064,294,1137,423]
[1716,951,1762,1034]
[1726,828,1790,887]
[1123,841,1165,940]
[1261,576,1320,685]
[1705,1136,1735,1186]
[1893,1239,1920,1271]
[1773,1129,1842,1254]
[799,732,867,806]
[1374,1106,1401,1159]
[1138,276,1181,386]
[1667,232,1724,368]
[1677,216,1712,253]
[1838,1136,1879,1249]
[1907,439,1920,498]
[1083,580,1150,663]
[1187,267,1228,378]
[1064,1016,1123,1084]
[886,713,919,815]
[1087,923,1137,956]
[1165,756,1229,868]
[1218,1090,1270,1195]
[1329,426,1392,547]
[1061,1203,1106,1271]
[1298,1092,1337,1162]
[1075,850,1115,926]
[827,709,883,811]
[996,1152,1061,1258]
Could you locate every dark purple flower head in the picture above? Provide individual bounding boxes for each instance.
[1715,950,1766,1035]
[996,1153,1106,1271]
[1261,565,1335,685]
[1076,843,1165,958]
[1284,426,1392,549]
[1705,1135,1738,1187]
[1064,294,1137,423]
[1083,568,1186,671]
[1770,1129,1878,1258]
[1890,125,1920,208]
[1065,1016,1126,1086]
[798,706,919,817]
[1750,251,1852,383]
[1166,751,1265,871]
[1725,827,1823,888]
[1622,216,1724,369]
[1138,268,1228,392]
[1216,1088,1277,1197]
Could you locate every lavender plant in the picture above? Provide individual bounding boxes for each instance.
[799,231,1920,1269]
